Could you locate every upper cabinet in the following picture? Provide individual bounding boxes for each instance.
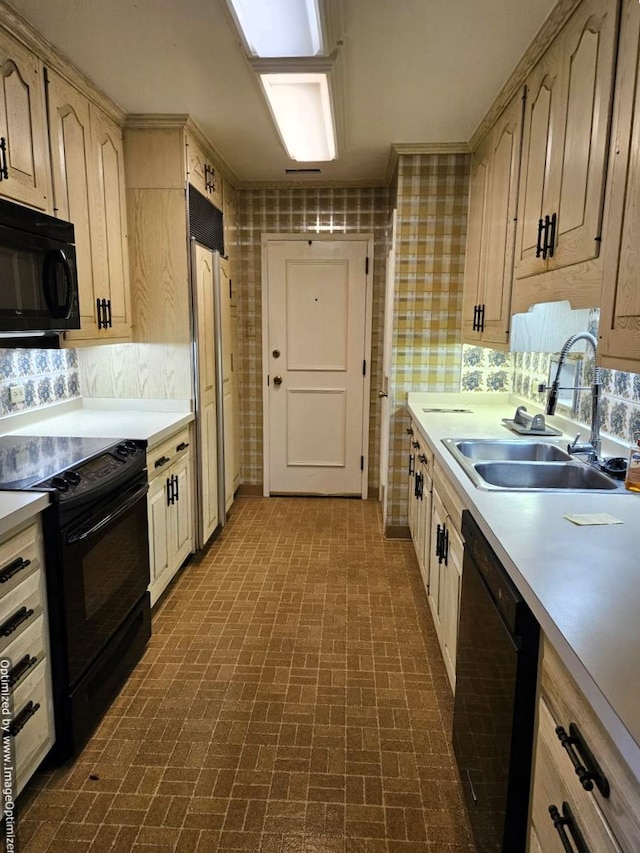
[186,131,223,211]
[462,90,523,349]
[48,69,131,344]
[0,28,50,212]
[512,0,619,310]
[599,0,640,369]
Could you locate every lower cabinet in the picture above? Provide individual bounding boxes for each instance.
[529,638,640,852]
[406,420,433,591]
[0,517,55,807]
[147,427,194,607]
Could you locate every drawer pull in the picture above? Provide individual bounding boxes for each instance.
[8,654,38,688]
[549,802,591,853]
[154,455,171,468]
[0,606,34,638]
[175,442,189,452]
[0,557,31,584]
[556,723,610,798]
[8,700,40,737]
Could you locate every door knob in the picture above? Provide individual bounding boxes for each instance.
[272,349,281,358]
[273,376,283,386]
[378,391,388,398]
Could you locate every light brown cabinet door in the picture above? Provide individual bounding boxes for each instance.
[186,133,223,210]
[89,104,131,340]
[46,71,98,338]
[0,30,49,211]
[600,0,640,367]
[462,141,490,342]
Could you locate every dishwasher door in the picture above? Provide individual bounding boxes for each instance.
[453,511,539,852]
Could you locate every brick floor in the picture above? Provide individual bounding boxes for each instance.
[15,497,474,852]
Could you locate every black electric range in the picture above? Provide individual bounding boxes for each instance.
[0,433,152,761]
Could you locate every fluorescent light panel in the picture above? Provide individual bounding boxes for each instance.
[227,0,323,57]
[260,73,336,161]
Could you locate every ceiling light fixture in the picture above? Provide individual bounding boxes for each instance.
[226,0,323,58]
[259,72,336,161]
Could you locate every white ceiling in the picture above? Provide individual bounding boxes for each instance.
[8,0,557,185]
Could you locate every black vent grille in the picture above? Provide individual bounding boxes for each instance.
[189,185,224,254]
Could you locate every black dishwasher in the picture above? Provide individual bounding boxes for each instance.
[453,511,539,852]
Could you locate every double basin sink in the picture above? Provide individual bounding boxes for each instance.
[442,439,622,492]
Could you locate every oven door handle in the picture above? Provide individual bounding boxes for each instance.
[66,483,149,544]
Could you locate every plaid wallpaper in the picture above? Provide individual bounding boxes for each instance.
[386,154,471,529]
[236,187,390,489]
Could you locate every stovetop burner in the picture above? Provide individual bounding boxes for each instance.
[0,434,142,492]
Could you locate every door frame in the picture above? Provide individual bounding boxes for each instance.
[261,233,374,498]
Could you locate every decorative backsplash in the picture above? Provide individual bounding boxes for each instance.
[0,348,81,418]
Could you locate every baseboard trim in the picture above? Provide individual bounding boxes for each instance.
[236,484,264,497]
[385,525,411,540]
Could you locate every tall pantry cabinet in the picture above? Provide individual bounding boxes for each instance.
[123,118,240,546]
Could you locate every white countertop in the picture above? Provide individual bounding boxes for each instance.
[0,491,50,540]
[407,392,640,779]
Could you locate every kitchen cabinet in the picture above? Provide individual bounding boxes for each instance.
[219,255,238,511]
[512,0,618,312]
[599,0,640,370]
[462,89,523,349]
[529,637,640,852]
[147,426,194,607]
[47,70,132,344]
[0,517,54,806]
[186,131,223,211]
[406,421,432,593]
[0,27,50,212]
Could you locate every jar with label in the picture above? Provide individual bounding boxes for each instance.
[624,431,640,492]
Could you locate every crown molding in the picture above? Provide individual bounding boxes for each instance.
[0,0,125,124]
[469,0,583,151]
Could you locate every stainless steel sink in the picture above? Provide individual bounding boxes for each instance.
[473,461,618,490]
[442,438,623,492]
[453,439,572,462]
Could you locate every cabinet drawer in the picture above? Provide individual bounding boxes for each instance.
[531,697,622,852]
[1,615,47,691]
[6,659,54,790]
[433,462,466,531]
[541,639,640,851]
[0,569,44,654]
[0,521,40,605]
[147,427,191,479]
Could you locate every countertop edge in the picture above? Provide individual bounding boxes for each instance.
[0,492,50,540]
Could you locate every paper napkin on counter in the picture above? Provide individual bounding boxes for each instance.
[563,513,623,526]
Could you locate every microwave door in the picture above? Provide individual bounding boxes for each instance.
[43,249,74,320]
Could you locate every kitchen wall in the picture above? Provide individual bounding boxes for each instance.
[0,348,81,418]
[235,187,390,490]
[386,153,471,531]
[77,343,192,401]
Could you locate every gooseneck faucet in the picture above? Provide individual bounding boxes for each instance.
[541,332,601,462]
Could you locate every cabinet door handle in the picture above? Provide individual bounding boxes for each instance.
[541,215,551,260]
[0,557,31,584]
[408,453,414,476]
[106,298,112,328]
[96,298,104,329]
[0,606,34,638]
[435,524,443,559]
[406,428,414,436]
[166,476,174,506]
[478,304,485,333]
[442,527,449,565]
[9,700,41,738]
[548,803,591,853]
[555,723,610,797]
[176,442,190,452]
[536,218,545,258]
[154,455,171,469]
[0,136,8,180]
[472,304,480,331]
[8,654,38,688]
[173,473,179,502]
[547,212,557,259]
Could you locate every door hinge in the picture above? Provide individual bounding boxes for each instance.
[267,375,270,386]
[362,359,366,376]
[365,257,369,275]
[360,456,364,471]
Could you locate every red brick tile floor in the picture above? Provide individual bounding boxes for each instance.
[15,497,475,852]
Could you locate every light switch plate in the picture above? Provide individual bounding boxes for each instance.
[10,385,26,404]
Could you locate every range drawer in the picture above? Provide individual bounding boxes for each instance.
[541,639,640,851]
[532,697,622,852]
[0,568,45,655]
[147,427,191,480]
[0,520,40,604]
[2,615,48,691]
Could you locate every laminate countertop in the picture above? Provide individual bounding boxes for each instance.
[407,391,640,780]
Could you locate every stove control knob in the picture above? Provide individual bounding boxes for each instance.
[65,471,81,485]
[51,476,69,492]
[124,441,139,453]
[116,444,130,456]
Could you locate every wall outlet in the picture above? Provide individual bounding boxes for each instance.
[10,385,26,404]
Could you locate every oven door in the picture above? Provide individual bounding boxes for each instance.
[59,476,150,686]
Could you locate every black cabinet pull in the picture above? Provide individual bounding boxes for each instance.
[418,454,427,465]
[435,524,443,559]
[0,136,8,180]
[106,298,112,328]
[173,473,179,502]
[166,476,173,506]
[175,442,190,452]
[549,803,590,853]
[8,654,38,688]
[9,701,41,738]
[0,557,31,584]
[97,297,110,329]
[478,304,485,332]
[542,215,552,259]
[406,428,414,436]
[412,440,420,449]
[408,453,414,476]
[0,606,34,638]
[442,527,449,565]
[96,298,103,329]
[547,212,557,258]
[154,455,171,469]
[556,723,610,797]
[536,217,545,258]
[472,304,479,331]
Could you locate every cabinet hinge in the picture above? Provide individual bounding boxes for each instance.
[365,257,369,275]
[362,359,366,376]
[229,278,233,300]
[267,375,270,386]
[594,235,602,242]
[360,456,364,471]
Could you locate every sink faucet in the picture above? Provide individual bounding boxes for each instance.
[539,332,601,463]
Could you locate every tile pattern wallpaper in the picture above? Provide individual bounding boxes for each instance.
[386,154,470,529]
[0,348,80,418]
[236,187,390,490]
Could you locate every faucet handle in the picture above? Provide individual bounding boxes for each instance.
[538,383,548,393]
[569,433,581,449]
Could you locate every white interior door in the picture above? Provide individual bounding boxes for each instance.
[265,238,370,495]
[379,210,397,521]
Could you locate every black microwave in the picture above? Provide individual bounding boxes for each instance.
[0,197,80,340]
